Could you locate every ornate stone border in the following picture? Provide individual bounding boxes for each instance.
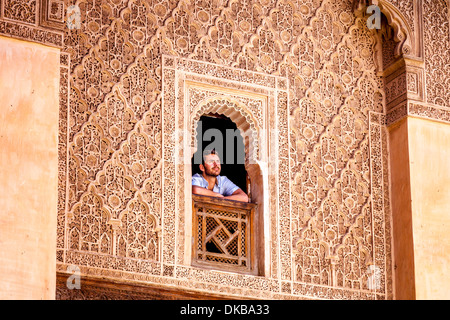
[0,19,63,47]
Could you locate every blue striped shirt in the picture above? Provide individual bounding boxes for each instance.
[192,173,240,196]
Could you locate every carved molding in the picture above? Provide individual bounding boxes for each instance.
[353,0,420,58]
[0,18,63,46]
[40,0,66,30]
[383,57,425,114]
[4,0,448,300]
[0,0,64,47]
[387,101,450,127]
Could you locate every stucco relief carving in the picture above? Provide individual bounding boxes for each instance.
[2,0,448,299]
[423,0,450,108]
[0,0,63,46]
[3,0,36,24]
[61,0,393,299]
[353,0,417,58]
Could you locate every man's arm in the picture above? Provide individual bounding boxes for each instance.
[224,188,249,202]
[192,185,224,198]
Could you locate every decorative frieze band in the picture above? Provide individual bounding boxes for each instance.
[384,59,425,111]
[0,0,64,47]
[386,102,450,126]
[56,261,384,300]
[408,103,450,123]
[0,19,63,47]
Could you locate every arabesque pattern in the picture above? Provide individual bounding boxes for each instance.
[6,0,446,299]
[51,0,395,299]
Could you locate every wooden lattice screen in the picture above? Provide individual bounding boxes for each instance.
[192,195,257,275]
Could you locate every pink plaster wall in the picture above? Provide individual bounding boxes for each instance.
[389,116,450,300]
[0,36,60,299]
[408,117,450,299]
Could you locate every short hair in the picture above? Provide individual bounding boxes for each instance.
[202,148,220,164]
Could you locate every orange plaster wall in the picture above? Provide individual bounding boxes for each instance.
[0,36,60,299]
[388,118,416,300]
[407,117,450,300]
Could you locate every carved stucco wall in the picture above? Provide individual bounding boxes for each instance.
[0,0,449,299]
[423,0,450,108]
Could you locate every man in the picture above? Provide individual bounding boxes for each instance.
[192,149,249,202]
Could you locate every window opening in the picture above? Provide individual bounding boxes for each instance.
[191,114,248,197]
[191,114,258,275]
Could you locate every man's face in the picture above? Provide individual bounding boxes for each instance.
[201,154,221,177]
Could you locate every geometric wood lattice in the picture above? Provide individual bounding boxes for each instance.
[192,194,257,275]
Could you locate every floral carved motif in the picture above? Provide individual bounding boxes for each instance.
[7,0,449,300]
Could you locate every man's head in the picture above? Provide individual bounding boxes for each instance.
[199,149,221,177]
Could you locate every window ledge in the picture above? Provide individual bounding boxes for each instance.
[192,194,257,209]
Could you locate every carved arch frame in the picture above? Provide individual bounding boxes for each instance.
[161,55,291,278]
[354,0,422,59]
[354,0,432,126]
[374,0,419,58]
[190,96,261,167]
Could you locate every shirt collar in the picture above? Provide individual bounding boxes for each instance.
[199,173,221,187]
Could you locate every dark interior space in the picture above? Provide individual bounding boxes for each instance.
[191,114,247,195]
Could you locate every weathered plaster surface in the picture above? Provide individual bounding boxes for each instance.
[0,36,60,299]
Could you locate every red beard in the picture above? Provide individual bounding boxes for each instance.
[205,166,220,177]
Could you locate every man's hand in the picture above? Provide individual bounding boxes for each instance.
[192,186,224,198]
[192,186,249,202]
